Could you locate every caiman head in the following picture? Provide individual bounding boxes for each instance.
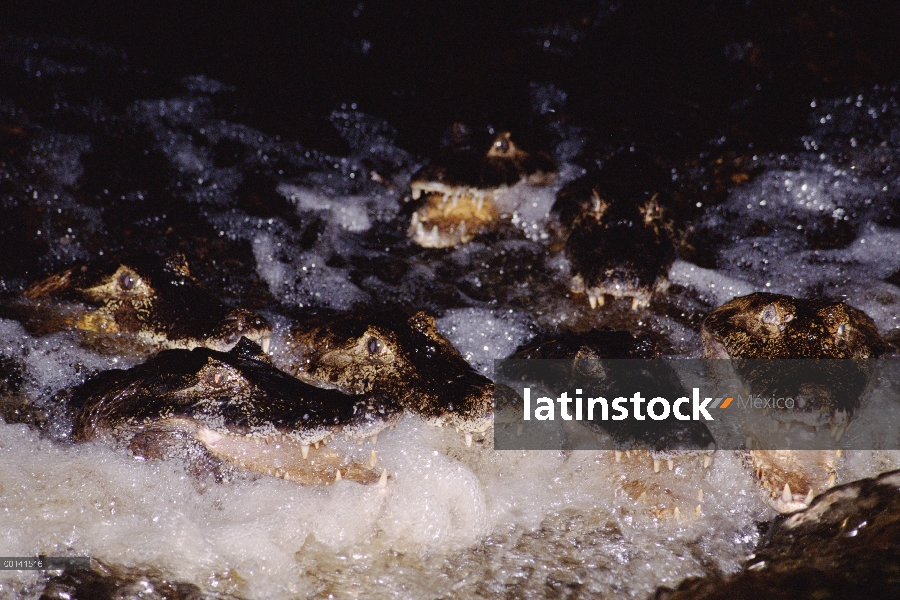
[68,338,400,485]
[408,126,557,248]
[552,151,680,311]
[284,309,495,440]
[20,253,271,353]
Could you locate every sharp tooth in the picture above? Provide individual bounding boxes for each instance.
[371,434,378,445]
[301,444,310,460]
[667,459,674,471]
[588,295,597,309]
[626,450,631,458]
[697,489,703,502]
[431,225,439,239]
[441,193,449,203]
[598,295,606,307]
[378,469,388,488]
[452,195,459,208]
[260,336,271,354]
[653,459,661,473]
[459,220,467,238]
[615,450,623,462]
[415,222,425,238]
[412,188,421,200]
[465,433,473,448]
[830,424,837,438]
[476,196,484,211]
[836,449,842,457]
[631,297,641,312]
[703,455,712,469]
[313,441,318,449]
[835,426,846,442]
[411,212,419,225]
[369,450,378,468]
[805,489,814,505]
[516,424,523,437]
[334,470,342,482]
[782,483,792,504]
[673,507,682,523]
[694,504,702,515]
[827,472,836,488]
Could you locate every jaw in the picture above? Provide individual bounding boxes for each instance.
[196,428,384,486]
[72,306,273,353]
[746,449,840,513]
[571,273,661,311]
[409,189,499,248]
[121,417,385,486]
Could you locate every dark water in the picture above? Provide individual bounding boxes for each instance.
[2,2,900,599]
[4,1,900,153]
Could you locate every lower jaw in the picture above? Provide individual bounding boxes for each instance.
[196,428,384,485]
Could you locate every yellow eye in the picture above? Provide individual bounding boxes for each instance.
[118,271,138,290]
[760,304,778,325]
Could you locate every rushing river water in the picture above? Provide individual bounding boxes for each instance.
[2,3,900,598]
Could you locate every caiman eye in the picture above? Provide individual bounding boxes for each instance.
[367,337,381,355]
[760,304,778,325]
[494,137,510,154]
[118,271,137,291]
[202,364,229,387]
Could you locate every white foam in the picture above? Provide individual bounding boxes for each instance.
[0,413,776,599]
[252,233,369,309]
[436,308,532,376]
[668,260,756,305]
[277,184,372,232]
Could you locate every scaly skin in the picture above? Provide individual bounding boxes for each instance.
[67,338,398,486]
[551,151,683,311]
[284,309,494,440]
[408,128,556,248]
[13,253,271,353]
[701,292,887,512]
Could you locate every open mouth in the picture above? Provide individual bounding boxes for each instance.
[196,427,388,486]
[409,186,499,248]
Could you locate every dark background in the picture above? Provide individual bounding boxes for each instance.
[3,1,899,157]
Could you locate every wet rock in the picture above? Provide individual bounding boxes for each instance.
[655,469,900,599]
